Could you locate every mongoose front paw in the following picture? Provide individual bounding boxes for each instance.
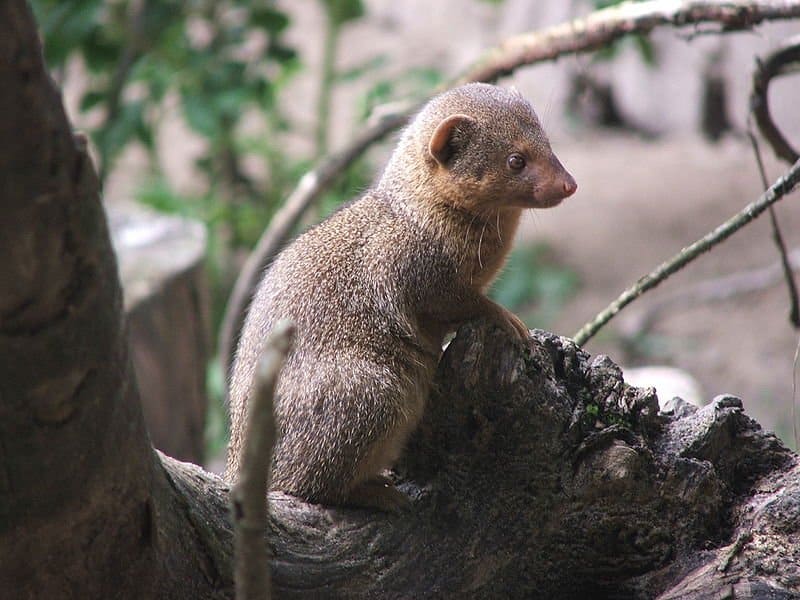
[346,478,411,513]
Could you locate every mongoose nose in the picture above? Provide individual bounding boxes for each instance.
[562,177,577,197]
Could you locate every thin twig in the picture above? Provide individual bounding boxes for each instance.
[218,112,407,381]
[746,126,800,327]
[573,159,800,347]
[219,0,800,376]
[749,36,800,327]
[230,320,295,600]
[750,35,800,450]
[619,248,800,337]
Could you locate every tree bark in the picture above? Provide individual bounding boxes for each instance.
[2,1,800,599]
[0,3,231,597]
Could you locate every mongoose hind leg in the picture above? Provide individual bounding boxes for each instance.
[271,355,426,512]
[345,476,410,513]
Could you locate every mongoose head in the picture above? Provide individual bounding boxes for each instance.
[385,83,576,213]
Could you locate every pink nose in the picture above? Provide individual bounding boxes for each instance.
[563,176,577,197]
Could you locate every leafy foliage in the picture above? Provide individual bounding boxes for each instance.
[31,0,297,192]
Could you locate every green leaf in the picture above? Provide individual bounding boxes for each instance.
[321,0,365,26]
[489,244,579,328]
[251,7,290,33]
[136,59,172,103]
[35,0,104,66]
[182,94,218,137]
[249,77,275,108]
[633,34,657,66]
[81,27,122,72]
[135,113,155,150]
[266,40,297,62]
[592,0,628,8]
[95,100,147,168]
[136,178,187,215]
[79,90,105,112]
[213,88,250,117]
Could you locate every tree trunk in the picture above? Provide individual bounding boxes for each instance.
[1,2,799,598]
[0,3,230,597]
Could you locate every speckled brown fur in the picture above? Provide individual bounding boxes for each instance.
[226,83,576,511]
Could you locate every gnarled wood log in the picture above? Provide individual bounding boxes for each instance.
[253,324,798,598]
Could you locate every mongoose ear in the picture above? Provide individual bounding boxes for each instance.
[428,114,477,167]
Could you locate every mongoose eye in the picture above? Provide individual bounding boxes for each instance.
[507,153,526,171]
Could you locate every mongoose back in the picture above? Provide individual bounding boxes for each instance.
[226,83,576,511]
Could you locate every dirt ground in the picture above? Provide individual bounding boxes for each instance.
[529,131,800,448]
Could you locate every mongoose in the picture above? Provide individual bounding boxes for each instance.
[226,83,576,511]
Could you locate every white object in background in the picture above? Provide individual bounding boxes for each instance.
[624,365,704,411]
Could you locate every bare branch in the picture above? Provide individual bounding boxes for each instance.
[98,0,157,183]
[750,35,800,328]
[573,158,800,347]
[219,0,800,375]
[746,127,800,327]
[751,33,800,165]
[619,248,800,336]
[218,111,407,380]
[230,320,295,600]
[461,0,800,84]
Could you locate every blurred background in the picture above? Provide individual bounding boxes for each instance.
[31,0,800,468]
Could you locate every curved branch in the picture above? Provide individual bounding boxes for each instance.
[751,33,800,165]
[218,111,408,380]
[746,126,800,328]
[219,0,800,375]
[750,35,800,330]
[98,0,153,182]
[460,1,800,83]
[573,158,800,346]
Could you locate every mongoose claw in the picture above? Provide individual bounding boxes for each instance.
[509,314,531,342]
[497,307,531,343]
